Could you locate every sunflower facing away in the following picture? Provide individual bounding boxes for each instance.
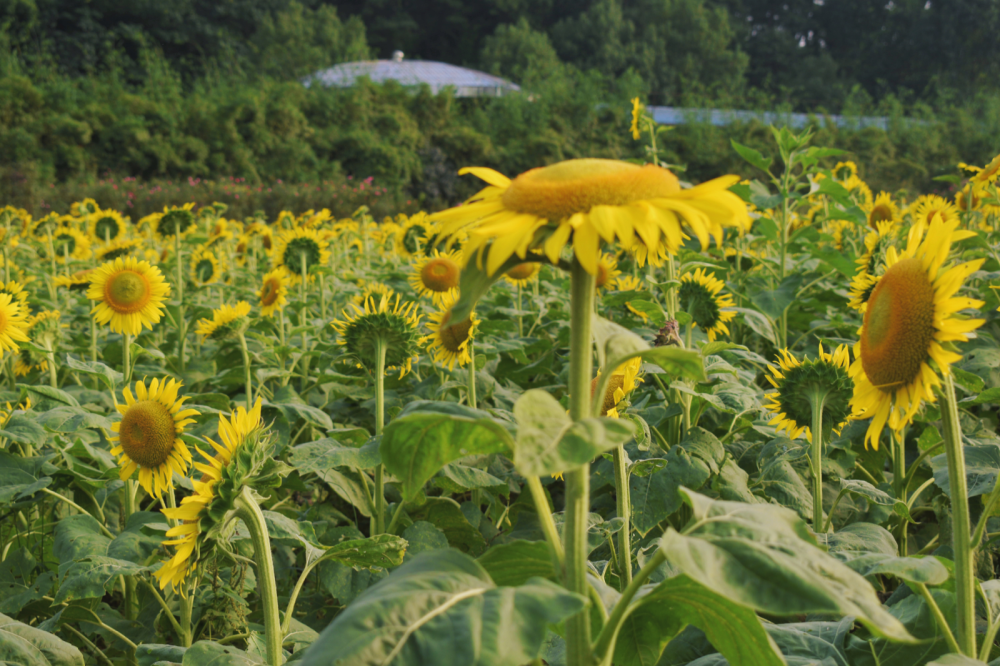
[53,269,94,291]
[190,247,223,286]
[394,212,435,258]
[429,159,750,276]
[593,356,643,418]
[155,399,264,592]
[850,217,985,450]
[111,378,200,497]
[423,292,481,371]
[49,227,91,263]
[765,345,853,440]
[408,249,462,305]
[153,203,197,240]
[88,257,171,336]
[0,292,30,356]
[273,227,330,282]
[504,262,541,286]
[196,302,252,341]
[258,267,290,317]
[332,292,423,378]
[678,267,736,341]
[97,238,144,262]
[89,209,126,242]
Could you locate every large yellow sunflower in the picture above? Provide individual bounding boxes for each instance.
[88,257,171,335]
[258,267,289,317]
[429,159,750,276]
[110,378,200,497]
[678,267,736,341]
[272,227,330,282]
[765,345,853,440]
[155,399,263,592]
[0,293,30,356]
[849,217,985,450]
[423,293,480,371]
[407,249,461,305]
[195,302,251,340]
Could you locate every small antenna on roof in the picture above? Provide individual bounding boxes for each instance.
[392,50,404,62]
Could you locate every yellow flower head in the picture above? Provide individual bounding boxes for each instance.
[0,280,29,307]
[89,209,127,243]
[593,357,643,418]
[504,262,542,286]
[0,293,30,357]
[832,162,858,181]
[765,345,853,440]
[678,267,736,341]
[152,203,197,240]
[353,281,395,307]
[190,247,224,286]
[596,253,622,290]
[422,293,480,371]
[258,267,290,317]
[71,198,100,217]
[394,212,436,258]
[864,192,900,230]
[630,98,643,140]
[87,257,171,336]
[850,217,985,450]
[909,194,960,239]
[110,378,200,497]
[332,292,423,378]
[195,302,252,341]
[273,227,330,283]
[430,159,750,276]
[408,249,462,306]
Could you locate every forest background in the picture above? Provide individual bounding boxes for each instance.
[2,0,999,217]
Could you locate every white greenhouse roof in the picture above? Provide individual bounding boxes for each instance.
[305,53,520,97]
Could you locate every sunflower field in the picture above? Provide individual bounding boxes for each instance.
[3,106,1000,666]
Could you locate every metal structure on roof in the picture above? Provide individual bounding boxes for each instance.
[305,51,520,97]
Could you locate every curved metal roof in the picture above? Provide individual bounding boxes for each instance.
[305,57,520,97]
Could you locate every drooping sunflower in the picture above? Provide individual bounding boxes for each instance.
[429,159,750,276]
[332,293,423,378]
[423,293,480,370]
[258,267,290,317]
[407,249,461,305]
[190,247,223,287]
[864,192,900,229]
[110,378,200,497]
[89,209,127,243]
[765,345,853,440]
[153,203,197,240]
[593,357,643,418]
[53,269,94,291]
[96,237,143,262]
[272,227,330,283]
[596,253,622,289]
[850,217,985,450]
[678,267,736,341]
[88,257,171,336]
[49,227,91,263]
[195,302,252,341]
[353,281,395,307]
[154,399,271,592]
[0,293,30,356]
[504,262,541,286]
[394,212,435,258]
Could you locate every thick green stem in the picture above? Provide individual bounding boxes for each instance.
[175,233,186,372]
[914,582,962,655]
[237,332,253,409]
[612,445,632,585]
[373,338,387,535]
[593,549,667,662]
[299,251,310,393]
[123,333,132,384]
[526,475,565,570]
[278,310,288,386]
[566,258,596,666]
[467,339,477,409]
[43,339,57,388]
[940,375,975,656]
[893,429,908,555]
[809,391,825,531]
[233,487,282,666]
[122,480,138,622]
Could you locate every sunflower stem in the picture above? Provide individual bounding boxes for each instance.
[467,339,477,409]
[940,374,976,657]
[299,250,310,393]
[123,333,132,384]
[237,331,253,409]
[517,282,524,337]
[43,337,57,388]
[566,257,596,666]
[526,475,565,571]
[319,273,327,321]
[122,479,139,622]
[175,233,186,373]
[892,428,908,555]
[277,310,288,386]
[612,444,632,585]
[809,390,826,531]
[233,486,282,666]
[373,336,387,536]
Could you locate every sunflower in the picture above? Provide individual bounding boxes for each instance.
[153,203,197,240]
[856,220,896,275]
[630,98,643,140]
[850,217,985,450]
[864,192,900,229]
[154,399,266,592]
[89,210,126,243]
[14,311,59,375]
[53,269,94,291]
[88,257,171,336]
[0,280,29,307]
[593,357,643,418]
[273,227,330,282]
[423,293,480,370]
[190,247,223,286]
[678,267,736,341]
[430,159,750,276]
[407,249,461,305]
[353,282,395,306]
[832,162,858,181]
[96,238,143,262]
[765,345,853,440]
[258,267,290,317]
[30,214,62,241]
[956,184,981,212]
[110,378,200,497]
[610,275,652,321]
[960,153,1000,186]
[504,262,541,286]
[0,293,30,356]
[848,271,880,313]
[332,293,422,378]
[71,198,100,218]
[909,195,960,236]
[394,212,435,258]
[842,175,873,209]
[596,253,622,289]
[195,302,251,341]
[49,227,91,263]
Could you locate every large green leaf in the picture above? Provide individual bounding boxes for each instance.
[477,540,556,587]
[290,436,381,474]
[262,386,333,429]
[657,488,914,642]
[926,656,989,665]
[381,401,514,501]
[0,451,55,503]
[930,444,1000,499]
[612,574,784,666]
[512,389,634,477]
[63,356,123,391]
[0,612,84,666]
[298,550,587,666]
[405,497,487,554]
[181,641,264,666]
[0,415,47,447]
[136,644,186,666]
[0,550,54,614]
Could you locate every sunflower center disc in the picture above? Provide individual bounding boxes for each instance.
[861,257,936,389]
[440,314,472,353]
[421,258,458,292]
[869,205,893,227]
[119,400,176,468]
[506,263,537,280]
[261,279,278,305]
[600,375,625,415]
[502,159,681,220]
[107,271,150,311]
